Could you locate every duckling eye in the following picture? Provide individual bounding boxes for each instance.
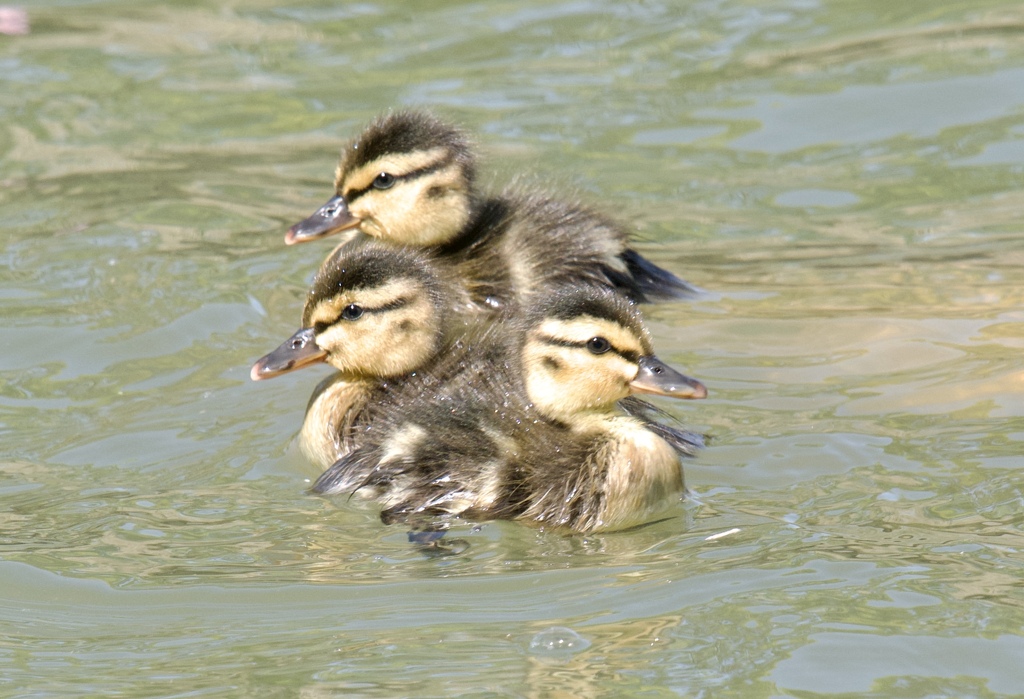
[586,337,611,354]
[341,304,364,321]
[373,172,396,189]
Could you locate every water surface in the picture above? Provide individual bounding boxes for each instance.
[2,0,1023,696]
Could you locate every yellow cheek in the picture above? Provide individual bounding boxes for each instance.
[316,299,438,378]
[346,165,470,247]
[524,347,635,422]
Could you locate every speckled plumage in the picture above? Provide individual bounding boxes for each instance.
[266,111,708,533]
[312,283,705,534]
[251,241,466,470]
[288,110,699,310]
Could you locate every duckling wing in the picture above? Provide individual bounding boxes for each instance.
[638,420,704,457]
[618,396,704,457]
[618,248,701,301]
[517,434,608,532]
[373,410,524,522]
[311,449,377,496]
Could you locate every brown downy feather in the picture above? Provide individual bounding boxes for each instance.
[251,241,466,470]
[290,110,699,313]
[312,283,706,534]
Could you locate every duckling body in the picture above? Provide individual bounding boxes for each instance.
[313,283,706,534]
[286,111,697,310]
[519,409,695,532]
[251,242,465,469]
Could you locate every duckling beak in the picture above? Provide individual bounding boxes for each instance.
[250,328,327,380]
[630,356,707,400]
[285,195,361,244]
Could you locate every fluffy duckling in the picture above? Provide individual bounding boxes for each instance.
[313,283,707,534]
[250,241,463,469]
[285,110,697,308]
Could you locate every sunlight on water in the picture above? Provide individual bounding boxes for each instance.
[2,0,1023,695]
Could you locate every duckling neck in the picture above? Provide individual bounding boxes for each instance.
[435,195,506,255]
[553,409,624,434]
[531,397,629,434]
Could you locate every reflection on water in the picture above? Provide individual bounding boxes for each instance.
[2,0,1024,695]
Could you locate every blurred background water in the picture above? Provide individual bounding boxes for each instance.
[2,0,1023,696]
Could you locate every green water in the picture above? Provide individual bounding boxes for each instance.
[2,0,1023,696]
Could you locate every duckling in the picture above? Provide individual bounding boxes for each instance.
[285,110,697,309]
[312,282,707,534]
[250,241,464,470]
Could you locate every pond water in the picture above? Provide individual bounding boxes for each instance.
[2,0,1023,696]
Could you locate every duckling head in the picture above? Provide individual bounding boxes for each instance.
[251,243,453,382]
[286,111,476,248]
[521,285,706,425]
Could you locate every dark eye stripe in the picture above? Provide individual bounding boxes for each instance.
[539,335,640,364]
[344,155,454,203]
[314,296,410,330]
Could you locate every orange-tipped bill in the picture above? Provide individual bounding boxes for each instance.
[630,356,707,400]
[285,195,360,244]
[251,328,327,381]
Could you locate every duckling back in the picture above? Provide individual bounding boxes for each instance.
[488,190,695,305]
[310,319,531,521]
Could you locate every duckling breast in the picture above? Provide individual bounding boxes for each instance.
[591,417,685,532]
[299,374,371,470]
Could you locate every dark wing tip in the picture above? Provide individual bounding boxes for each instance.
[620,249,702,302]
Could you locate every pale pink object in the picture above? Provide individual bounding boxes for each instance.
[0,7,29,35]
